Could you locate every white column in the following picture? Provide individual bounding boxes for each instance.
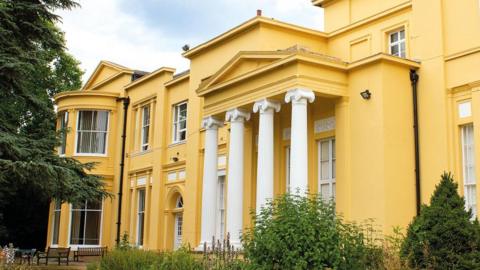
[253,99,281,214]
[285,89,315,194]
[198,116,223,250]
[225,108,250,248]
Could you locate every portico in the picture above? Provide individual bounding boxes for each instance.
[196,48,349,248]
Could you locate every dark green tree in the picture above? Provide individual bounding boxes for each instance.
[0,0,109,247]
[401,172,480,269]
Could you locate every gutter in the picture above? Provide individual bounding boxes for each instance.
[410,69,421,215]
[115,96,130,246]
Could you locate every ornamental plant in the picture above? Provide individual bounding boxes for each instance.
[241,193,383,270]
[401,172,480,269]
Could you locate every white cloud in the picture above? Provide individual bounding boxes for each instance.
[57,0,324,82]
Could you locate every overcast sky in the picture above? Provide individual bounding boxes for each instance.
[57,0,324,82]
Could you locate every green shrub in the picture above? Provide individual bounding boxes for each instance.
[87,248,162,270]
[401,172,480,269]
[242,193,383,270]
[87,247,204,270]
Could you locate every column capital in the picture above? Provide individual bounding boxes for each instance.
[226,108,251,123]
[253,99,281,114]
[202,116,223,130]
[285,88,315,104]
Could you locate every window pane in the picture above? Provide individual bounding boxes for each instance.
[84,211,101,245]
[321,161,329,179]
[390,32,398,43]
[87,200,102,210]
[95,111,109,131]
[70,210,85,245]
[320,184,330,199]
[78,111,93,130]
[400,30,405,40]
[391,44,399,56]
[321,141,329,161]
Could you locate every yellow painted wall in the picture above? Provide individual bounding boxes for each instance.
[47,0,480,251]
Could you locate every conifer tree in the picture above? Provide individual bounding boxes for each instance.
[401,172,480,269]
[0,0,109,246]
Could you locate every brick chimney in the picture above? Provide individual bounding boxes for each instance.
[257,9,262,16]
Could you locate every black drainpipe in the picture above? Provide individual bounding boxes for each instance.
[116,96,130,246]
[410,69,421,215]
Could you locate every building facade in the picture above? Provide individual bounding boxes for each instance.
[47,0,480,250]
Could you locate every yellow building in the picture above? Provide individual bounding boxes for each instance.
[47,0,480,251]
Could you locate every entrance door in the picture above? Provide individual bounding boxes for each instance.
[174,213,183,250]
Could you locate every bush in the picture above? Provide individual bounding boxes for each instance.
[241,193,384,270]
[87,248,203,270]
[401,172,480,269]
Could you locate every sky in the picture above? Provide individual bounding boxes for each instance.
[57,0,324,82]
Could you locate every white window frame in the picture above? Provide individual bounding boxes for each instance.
[51,201,62,246]
[216,170,226,241]
[74,110,109,157]
[388,28,406,58]
[462,124,477,219]
[136,189,146,247]
[58,111,69,156]
[68,200,103,248]
[140,106,150,151]
[285,146,291,193]
[174,195,183,250]
[318,138,336,201]
[172,102,187,143]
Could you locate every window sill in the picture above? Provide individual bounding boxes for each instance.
[73,153,108,157]
[129,149,153,157]
[169,141,186,148]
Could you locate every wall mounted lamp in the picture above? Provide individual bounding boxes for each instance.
[360,89,372,100]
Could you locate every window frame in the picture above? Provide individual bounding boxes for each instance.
[285,146,291,193]
[388,28,406,58]
[51,201,62,246]
[216,170,226,241]
[462,124,477,219]
[68,200,103,248]
[74,110,110,157]
[140,105,151,152]
[317,137,336,201]
[58,111,69,156]
[172,101,188,144]
[136,189,146,247]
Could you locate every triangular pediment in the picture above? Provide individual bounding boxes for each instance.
[198,51,292,92]
[83,60,133,90]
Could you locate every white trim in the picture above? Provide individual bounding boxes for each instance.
[73,110,110,157]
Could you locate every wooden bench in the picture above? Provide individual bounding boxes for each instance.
[36,247,70,265]
[73,246,107,262]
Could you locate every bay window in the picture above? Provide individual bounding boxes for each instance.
[76,110,109,155]
[51,201,61,245]
[70,200,102,246]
